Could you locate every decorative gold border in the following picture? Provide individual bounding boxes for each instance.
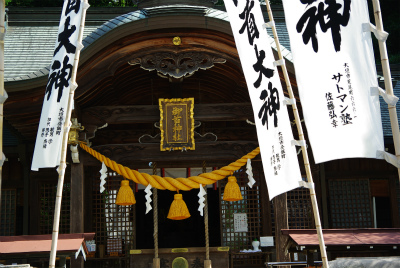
[159,98,195,151]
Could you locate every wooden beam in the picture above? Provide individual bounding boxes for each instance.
[81,103,254,126]
[80,141,260,168]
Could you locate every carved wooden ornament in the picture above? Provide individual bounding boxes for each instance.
[159,98,195,151]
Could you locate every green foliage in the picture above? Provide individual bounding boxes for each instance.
[5,0,137,7]
[6,0,63,6]
[369,0,400,63]
[89,0,136,7]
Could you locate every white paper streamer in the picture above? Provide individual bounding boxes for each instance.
[376,150,400,169]
[299,180,314,189]
[291,140,307,147]
[0,153,6,167]
[262,21,275,29]
[363,23,388,42]
[99,162,107,193]
[198,184,206,216]
[0,91,8,104]
[145,184,153,214]
[283,97,295,106]
[246,158,255,188]
[75,244,86,261]
[371,87,399,106]
[273,59,285,67]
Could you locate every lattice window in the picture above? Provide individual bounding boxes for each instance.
[287,188,314,229]
[270,201,275,237]
[39,183,71,234]
[0,189,17,236]
[329,179,373,228]
[220,167,264,267]
[92,173,134,256]
[220,168,262,250]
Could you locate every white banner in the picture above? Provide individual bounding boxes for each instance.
[282,0,384,163]
[224,0,302,199]
[31,0,83,170]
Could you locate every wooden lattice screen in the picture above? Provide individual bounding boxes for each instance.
[0,189,17,236]
[287,188,314,229]
[39,183,71,234]
[269,186,313,238]
[328,179,373,228]
[219,167,264,267]
[92,173,134,256]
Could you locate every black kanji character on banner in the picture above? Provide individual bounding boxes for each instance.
[336,84,343,93]
[258,82,280,129]
[329,110,337,119]
[332,72,343,83]
[337,94,347,102]
[327,101,334,110]
[65,0,81,16]
[53,16,77,56]
[296,0,351,52]
[253,44,274,88]
[340,113,352,125]
[340,104,348,113]
[238,0,259,45]
[232,0,238,6]
[46,55,73,103]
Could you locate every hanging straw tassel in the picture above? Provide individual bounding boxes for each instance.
[167,193,191,220]
[116,180,136,206]
[223,176,243,201]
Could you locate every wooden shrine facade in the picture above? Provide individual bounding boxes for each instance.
[1,2,400,268]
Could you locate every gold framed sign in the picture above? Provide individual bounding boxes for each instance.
[159,98,195,151]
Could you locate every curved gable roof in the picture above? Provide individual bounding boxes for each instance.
[4,5,293,83]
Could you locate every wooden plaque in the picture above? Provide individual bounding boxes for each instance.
[159,98,195,151]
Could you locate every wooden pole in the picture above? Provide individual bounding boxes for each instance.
[264,1,329,267]
[153,163,160,268]
[0,0,5,230]
[203,162,211,268]
[49,2,89,267]
[371,0,400,183]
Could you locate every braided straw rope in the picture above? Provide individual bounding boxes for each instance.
[80,143,260,191]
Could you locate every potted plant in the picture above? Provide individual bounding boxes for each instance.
[252,238,260,251]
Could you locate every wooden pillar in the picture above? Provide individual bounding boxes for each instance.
[18,144,30,235]
[70,161,85,268]
[389,177,400,227]
[319,164,329,229]
[274,193,290,266]
[260,168,272,236]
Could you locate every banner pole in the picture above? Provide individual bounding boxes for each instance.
[0,0,5,228]
[264,1,329,267]
[48,1,89,267]
[371,0,400,183]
